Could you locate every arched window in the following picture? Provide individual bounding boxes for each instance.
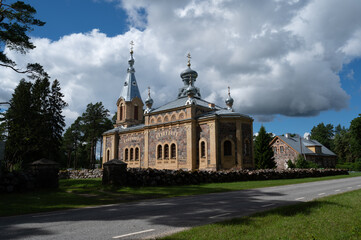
[273,147,277,153]
[280,146,284,153]
[125,148,128,161]
[130,148,134,160]
[171,143,176,159]
[107,149,110,161]
[157,145,162,159]
[135,147,139,161]
[134,106,138,120]
[120,104,123,120]
[164,144,169,159]
[244,140,250,156]
[201,141,206,158]
[224,140,232,156]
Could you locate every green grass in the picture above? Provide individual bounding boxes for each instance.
[1,172,361,217]
[161,189,361,240]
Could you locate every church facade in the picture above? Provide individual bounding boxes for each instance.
[102,48,254,171]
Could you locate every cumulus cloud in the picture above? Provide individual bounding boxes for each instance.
[1,0,361,127]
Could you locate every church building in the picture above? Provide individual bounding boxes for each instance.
[102,46,254,171]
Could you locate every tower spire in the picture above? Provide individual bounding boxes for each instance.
[119,40,142,102]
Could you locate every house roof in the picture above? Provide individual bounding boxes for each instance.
[274,135,336,156]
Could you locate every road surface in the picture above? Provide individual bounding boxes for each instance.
[1,176,361,240]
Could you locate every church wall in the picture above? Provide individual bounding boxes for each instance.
[198,123,211,169]
[118,131,145,168]
[241,123,254,167]
[148,125,188,169]
[218,121,237,169]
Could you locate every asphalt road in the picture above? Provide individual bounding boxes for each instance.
[1,176,361,240]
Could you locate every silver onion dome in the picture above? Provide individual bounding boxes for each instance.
[144,87,153,114]
[225,86,234,111]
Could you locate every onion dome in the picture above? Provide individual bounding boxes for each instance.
[178,53,201,98]
[225,86,234,111]
[185,77,197,105]
[180,53,198,82]
[144,87,153,114]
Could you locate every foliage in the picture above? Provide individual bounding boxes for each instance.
[254,126,276,169]
[4,77,67,170]
[310,122,334,150]
[294,154,319,169]
[333,124,353,163]
[350,114,361,160]
[0,0,46,77]
[61,102,113,169]
[287,159,296,169]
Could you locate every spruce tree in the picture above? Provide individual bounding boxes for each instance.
[5,79,36,168]
[48,79,68,159]
[4,78,67,170]
[254,126,276,169]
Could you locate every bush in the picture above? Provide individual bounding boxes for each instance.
[287,160,296,169]
[295,155,319,169]
[353,159,361,171]
[336,159,361,171]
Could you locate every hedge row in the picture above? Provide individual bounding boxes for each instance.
[114,168,348,187]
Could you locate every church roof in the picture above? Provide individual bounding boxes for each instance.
[119,51,142,102]
[103,124,145,134]
[198,109,253,119]
[150,96,222,113]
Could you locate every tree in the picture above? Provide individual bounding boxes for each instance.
[333,124,352,163]
[4,77,67,170]
[350,114,361,160]
[294,154,318,168]
[47,79,68,158]
[80,102,111,168]
[254,126,276,169]
[62,117,82,169]
[0,0,45,77]
[310,123,334,150]
[5,79,36,169]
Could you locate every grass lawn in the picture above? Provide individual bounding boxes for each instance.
[0,172,361,217]
[161,189,361,240]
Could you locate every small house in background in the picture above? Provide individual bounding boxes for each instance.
[270,133,337,169]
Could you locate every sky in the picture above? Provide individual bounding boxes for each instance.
[1,0,361,136]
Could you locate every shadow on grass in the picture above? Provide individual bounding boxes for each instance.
[216,199,348,228]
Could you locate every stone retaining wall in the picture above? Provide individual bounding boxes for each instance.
[58,169,103,179]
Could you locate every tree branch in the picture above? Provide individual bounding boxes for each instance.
[0,62,30,73]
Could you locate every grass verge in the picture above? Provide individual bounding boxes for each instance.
[161,189,361,240]
[1,172,361,217]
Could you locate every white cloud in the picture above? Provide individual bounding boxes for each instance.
[1,0,361,127]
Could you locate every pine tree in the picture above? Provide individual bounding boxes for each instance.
[0,0,46,77]
[80,102,110,168]
[254,126,276,169]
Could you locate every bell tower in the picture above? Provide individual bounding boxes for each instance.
[116,41,144,128]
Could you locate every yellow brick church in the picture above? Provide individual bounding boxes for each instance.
[102,46,254,171]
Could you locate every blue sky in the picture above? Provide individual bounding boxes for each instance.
[1,0,361,136]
